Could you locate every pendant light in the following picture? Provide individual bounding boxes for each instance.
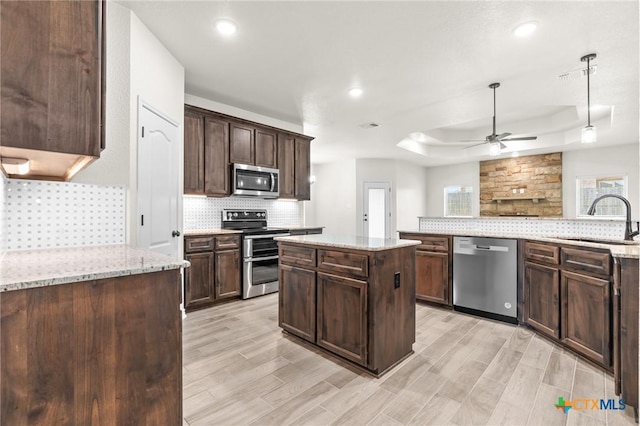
[580,53,597,144]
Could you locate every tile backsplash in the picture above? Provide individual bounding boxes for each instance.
[184,196,302,230]
[418,217,629,240]
[4,179,126,251]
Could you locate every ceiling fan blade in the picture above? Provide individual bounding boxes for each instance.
[462,142,488,149]
[499,142,507,150]
[502,136,538,141]
[459,139,487,142]
[495,132,512,140]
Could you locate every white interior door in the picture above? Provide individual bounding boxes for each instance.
[137,99,180,258]
[363,181,391,239]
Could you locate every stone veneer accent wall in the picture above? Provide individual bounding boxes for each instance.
[480,152,562,217]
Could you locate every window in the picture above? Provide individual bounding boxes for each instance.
[576,175,628,218]
[444,186,473,217]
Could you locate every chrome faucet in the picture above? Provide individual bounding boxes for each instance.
[587,194,639,241]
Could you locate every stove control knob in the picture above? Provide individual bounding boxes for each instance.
[227,212,232,219]
[262,213,266,217]
[233,212,238,217]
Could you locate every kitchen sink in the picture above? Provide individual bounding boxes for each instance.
[554,237,639,246]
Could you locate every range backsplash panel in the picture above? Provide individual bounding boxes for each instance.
[5,179,126,251]
[480,152,562,217]
[183,196,302,230]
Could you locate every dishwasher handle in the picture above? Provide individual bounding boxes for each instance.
[456,242,510,253]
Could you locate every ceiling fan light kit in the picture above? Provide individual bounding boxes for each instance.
[461,82,538,152]
[581,53,597,144]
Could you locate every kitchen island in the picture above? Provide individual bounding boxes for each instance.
[275,234,420,377]
[0,245,187,425]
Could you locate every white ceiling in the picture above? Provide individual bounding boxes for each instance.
[118,0,639,167]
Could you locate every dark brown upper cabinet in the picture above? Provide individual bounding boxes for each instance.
[229,122,254,165]
[294,137,311,200]
[0,0,105,181]
[183,106,230,197]
[277,133,295,199]
[185,104,312,200]
[255,127,277,168]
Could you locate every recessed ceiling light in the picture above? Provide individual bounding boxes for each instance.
[513,21,537,38]
[215,19,237,36]
[348,88,363,98]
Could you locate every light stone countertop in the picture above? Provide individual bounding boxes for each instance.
[399,229,640,259]
[184,229,243,236]
[275,234,420,251]
[0,244,189,292]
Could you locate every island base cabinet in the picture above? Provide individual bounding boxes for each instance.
[279,242,416,377]
[279,264,316,342]
[0,270,182,425]
[317,272,367,366]
[561,270,611,367]
[614,257,638,410]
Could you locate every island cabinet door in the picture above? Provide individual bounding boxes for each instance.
[316,272,367,367]
[279,264,316,342]
[523,261,560,339]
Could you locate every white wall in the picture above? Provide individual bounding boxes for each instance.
[424,162,480,217]
[304,160,357,235]
[562,144,639,218]
[305,159,429,237]
[74,4,185,249]
[395,162,429,231]
[75,1,131,187]
[129,12,185,247]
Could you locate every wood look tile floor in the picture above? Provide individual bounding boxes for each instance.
[182,295,636,426]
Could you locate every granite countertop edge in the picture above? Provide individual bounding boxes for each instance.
[275,234,421,251]
[398,230,640,259]
[1,244,189,292]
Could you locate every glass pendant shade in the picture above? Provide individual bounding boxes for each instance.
[581,125,597,144]
[489,142,501,156]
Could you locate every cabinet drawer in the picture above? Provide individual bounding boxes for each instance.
[317,249,368,279]
[185,237,215,253]
[524,241,560,264]
[280,244,316,268]
[400,233,448,252]
[561,247,611,277]
[215,235,240,250]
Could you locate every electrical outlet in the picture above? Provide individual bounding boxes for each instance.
[394,272,400,289]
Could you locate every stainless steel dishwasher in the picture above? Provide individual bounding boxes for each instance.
[453,236,517,324]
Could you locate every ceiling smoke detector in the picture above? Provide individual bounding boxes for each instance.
[359,122,380,129]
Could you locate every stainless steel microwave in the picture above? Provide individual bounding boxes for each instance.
[232,164,279,198]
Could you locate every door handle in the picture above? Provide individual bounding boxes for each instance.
[172,230,181,237]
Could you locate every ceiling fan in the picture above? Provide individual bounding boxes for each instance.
[462,83,538,151]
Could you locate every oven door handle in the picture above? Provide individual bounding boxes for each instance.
[245,255,280,262]
[244,233,290,240]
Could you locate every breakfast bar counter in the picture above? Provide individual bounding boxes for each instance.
[275,234,420,376]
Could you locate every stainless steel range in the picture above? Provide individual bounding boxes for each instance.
[221,209,289,299]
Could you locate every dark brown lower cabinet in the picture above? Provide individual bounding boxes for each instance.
[415,250,449,304]
[316,272,367,365]
[0,270,182,425]
[561,270,611,367]
[215,249,240,299]
[279,264,316,342]
[614,257,638,410]
[398,233,451,306]
[184,234,241,311]
[185,251,215,308]
[523,261,560,339]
